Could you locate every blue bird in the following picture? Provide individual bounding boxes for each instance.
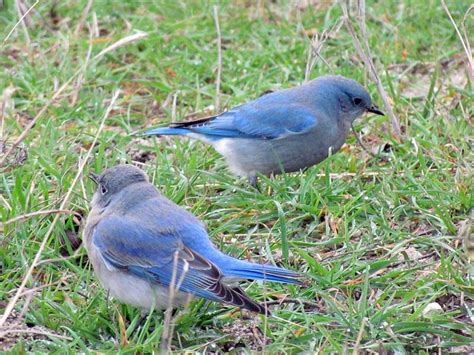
[143,75,384,186]
[84,165,302,314]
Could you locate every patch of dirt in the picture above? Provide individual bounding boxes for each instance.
[389,55,469,99]
[296,0,333,11]
[221,317,270,351]
[0,139,28,170]
[0,310,63,351]
[0,47,22,62]
[397,246,423,261]
[436,293,473,324]
[126,138,157,163]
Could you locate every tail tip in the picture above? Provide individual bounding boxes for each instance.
[252,302,272,316]
[139,128,164,137]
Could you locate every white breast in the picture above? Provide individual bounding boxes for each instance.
[87,242,191,312]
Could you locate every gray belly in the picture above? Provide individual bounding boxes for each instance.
[213,130,347,177]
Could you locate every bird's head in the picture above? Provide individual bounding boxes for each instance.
[89,164,148,208]
[318,75,384,124]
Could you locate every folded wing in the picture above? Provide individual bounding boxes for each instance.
[144,103,318,140]
[92,216,268,314]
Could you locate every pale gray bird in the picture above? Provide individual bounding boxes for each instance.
[143,75,384,185]
[84,165,302,314]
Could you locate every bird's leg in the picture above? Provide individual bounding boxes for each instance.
[135,310,152,330]
[248,175,259,190]
[135,309,161,333]
[105,289,114,320]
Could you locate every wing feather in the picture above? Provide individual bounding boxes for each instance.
[92,216,267,313]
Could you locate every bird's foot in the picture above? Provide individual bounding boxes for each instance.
[247,175,260,191]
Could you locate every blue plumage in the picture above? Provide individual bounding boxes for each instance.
[143,75,384,185]
[84,165,302,314]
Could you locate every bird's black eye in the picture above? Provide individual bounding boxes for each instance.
[100,184,108,195]
[353,97,363,106]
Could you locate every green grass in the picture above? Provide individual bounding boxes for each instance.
[1,0,473,352]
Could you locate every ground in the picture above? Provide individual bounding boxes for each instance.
[0,0,473,353]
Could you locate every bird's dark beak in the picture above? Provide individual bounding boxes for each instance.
[367,105,384,116]
[89,172,99,184]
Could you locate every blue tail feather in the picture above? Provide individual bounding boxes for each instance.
[142,126,247,139]
[141,127,191,136]
[223,262,303,285]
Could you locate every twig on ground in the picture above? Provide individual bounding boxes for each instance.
[93,31,148,60]
[304,19,343,81]
[0,75,77,168]
[441,1,473,85]
[161,251,189,353]
[13,275,72,298]
[340,0,401,138]
[351,121,376,158]
[165,261,189,349]
[70,24,93,107]
[387,250,438,269]
[0,327,72,341]
[0,209,81,230]
[461,5,474,83]
[15,0,31,47]
[263,298,319,308]
[92,12,99,37]
[213,6,222,112]
[189,167,464,190]
[1,86,16,137]
[19,289,34,319]
[74,0,94,36]
[16,0,34,26]
[353,317,367,354]
[0,31,147,167]
[0,90,120,328]
[171,91,178,122]
[35,251,84,267]
[23,173,36,212]
[3,0,38,45]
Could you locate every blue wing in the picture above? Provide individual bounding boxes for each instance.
[91,216,266,313]
[144,103,318,140]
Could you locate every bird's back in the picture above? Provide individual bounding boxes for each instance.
[106,182,220,254]
[246,76,344,119]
